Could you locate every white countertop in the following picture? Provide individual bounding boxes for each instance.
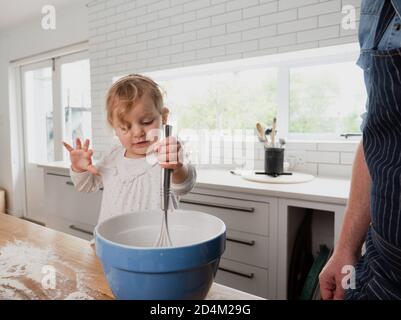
[38,162,350,205]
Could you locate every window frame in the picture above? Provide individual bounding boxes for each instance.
[143,43,362,142]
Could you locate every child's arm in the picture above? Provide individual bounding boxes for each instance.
[156,136,197,196]
[171,164,197,196]
[63,138,103,193]
[69,167,103,193]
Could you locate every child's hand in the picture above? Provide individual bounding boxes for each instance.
[155,136,184,173]
[62,138,99,176]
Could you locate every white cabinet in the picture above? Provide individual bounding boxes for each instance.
[179,189,277,299]
[44,172,102,240]
[180,188,346,300]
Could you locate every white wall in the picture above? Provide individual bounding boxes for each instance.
[87,0,362,178]
[0,2,89,214]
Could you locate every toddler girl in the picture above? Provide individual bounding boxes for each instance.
[62,74,196,224]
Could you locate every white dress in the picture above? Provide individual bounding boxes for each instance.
[69,142,197,224]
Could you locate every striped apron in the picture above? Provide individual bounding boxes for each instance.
[346,0,401,299]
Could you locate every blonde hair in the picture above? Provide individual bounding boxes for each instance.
[106,74,163,127]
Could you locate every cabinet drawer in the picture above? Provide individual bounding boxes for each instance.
[46,215,94,241]
[44,173,102,227]
[224,229,268,269]
[179,193,269,236]
[215,258,268,299]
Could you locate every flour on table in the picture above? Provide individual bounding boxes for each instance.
[0,240,96,300]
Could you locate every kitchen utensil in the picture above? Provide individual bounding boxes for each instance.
[264,147,284,175]
[279,137,286,148]
[271,117,277,148]
[264,128,272,146]
[154,109,174,247]
[95,210,226,299]
[256,123,267,143]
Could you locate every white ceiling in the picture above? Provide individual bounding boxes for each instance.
[0,0,87,31]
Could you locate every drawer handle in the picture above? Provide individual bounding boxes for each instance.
[218,267,254,279]
[226,237,255,246]
[66,181,104,191]
[69,225,93,236]
[179,199,255,213]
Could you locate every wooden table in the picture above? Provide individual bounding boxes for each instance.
[0,213,263,300]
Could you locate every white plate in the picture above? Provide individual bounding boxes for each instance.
[241,172,314,184]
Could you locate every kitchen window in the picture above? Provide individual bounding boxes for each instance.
[145,43,365,141]
[289,61,366,137]
[159,68,278,132]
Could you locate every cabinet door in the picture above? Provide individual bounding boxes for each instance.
[44,173,102,227]
[46,215,94,241]
[179,192,270,236]
[225,229,269,268]
[216,258,269,299]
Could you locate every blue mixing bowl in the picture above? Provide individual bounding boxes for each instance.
[95,209,226,300]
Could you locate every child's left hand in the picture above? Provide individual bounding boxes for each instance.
[155,136,184,173]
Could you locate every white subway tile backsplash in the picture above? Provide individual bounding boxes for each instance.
[318,35,357,47]
[158,43,183,55]
[226,40,258,54]
[159,24,184,37]
[293,163,319,175]
[171,31,197,44]
[278,17,318,35]
[260,9,297,26]
[197,4,226,19]
[286,142,317,151]
[318,163,352,178]
[242,25,276,41]
[243,2,278,19]
[318,11,343,27]
[307,151,340,164]
[183,0,211,13]
[171,11,197,25]
[297,25,339,43]
[184,38,211,51]
[298,0,341,19]
[196,45,225,58]
[278,41,318,53]
[227,17,260,33]
[340,152,356,165]
[147,37,171,49]
[317,142,359,152]
[279,0,319,11]
[211,32,241,46]
[147,18,171,32]
[184,17,211,32]
[260,33,297,49]
[148,0,170,12]
[212,10,242,26]
[199,25,226,39]
[226,0,259,12]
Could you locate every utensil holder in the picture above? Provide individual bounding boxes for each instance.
[264,147,284,175]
